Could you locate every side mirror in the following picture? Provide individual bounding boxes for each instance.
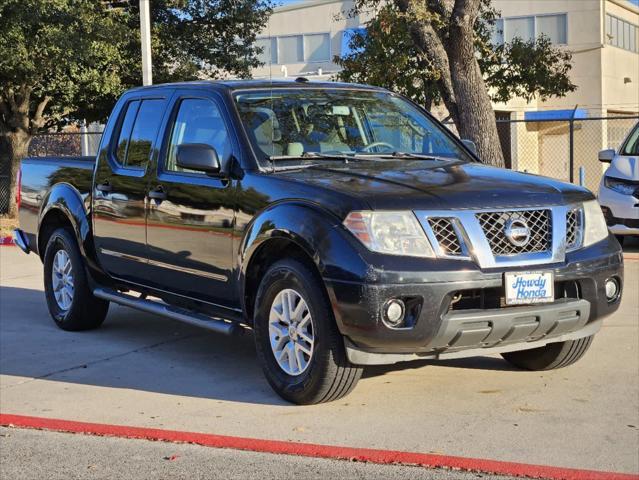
[598,148,615,163]
[176,143,221,174]
[461,139,477,155]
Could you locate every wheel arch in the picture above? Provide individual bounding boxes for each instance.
[38,183,90,261]
[238,202,368,325]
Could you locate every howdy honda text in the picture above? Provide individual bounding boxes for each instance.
[506,272,554,304]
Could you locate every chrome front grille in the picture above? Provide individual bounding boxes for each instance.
[427,217,463,256]
[475,209,551,256]
[417,205,581,268]
[566,208,583,251]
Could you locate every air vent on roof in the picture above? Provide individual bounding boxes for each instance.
[295,77,309,83]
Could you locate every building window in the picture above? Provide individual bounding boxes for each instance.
[606,14,638,53]
[492,14,567,45]
[505,17,535,43]
[256,33,332,65]
[305,33,331,62]
[537,14,567,44]
[256,37,276,65]
[278,35,304,63]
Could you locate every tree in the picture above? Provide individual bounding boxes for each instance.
[336,0,576,166]
[0,0,137,217]
[0,0,273,217]
[118,0,273,83]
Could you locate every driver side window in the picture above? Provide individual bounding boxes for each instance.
[165,98,231,173]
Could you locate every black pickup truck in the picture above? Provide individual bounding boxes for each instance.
[14,80,623,404]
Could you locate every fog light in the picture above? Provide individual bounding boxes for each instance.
[383,299,405,328]
[605,278,620,302]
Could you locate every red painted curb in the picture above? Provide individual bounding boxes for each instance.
[0,236,14,246]
[1,414,636,480]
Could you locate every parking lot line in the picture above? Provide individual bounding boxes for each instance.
[1,413,636,480]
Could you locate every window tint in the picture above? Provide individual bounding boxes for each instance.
[124,99,164,169]
[166,98,231,173]
[115,101,140,164]
[235,89,471,165]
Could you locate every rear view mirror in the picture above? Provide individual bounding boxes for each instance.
[176,143,221,174]
[461,139,477,155]
[598,148,615,163]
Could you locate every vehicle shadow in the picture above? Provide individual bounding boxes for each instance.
[1,285,517,406]
[364,356,517,379]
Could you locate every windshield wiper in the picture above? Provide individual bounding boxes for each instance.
[384,152,455,161]
[268,152,352,163]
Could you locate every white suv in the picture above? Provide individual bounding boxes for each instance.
[598,122,639,243]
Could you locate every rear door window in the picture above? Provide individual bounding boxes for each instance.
[115,101,139,164]
[125,99,165,169]
[114,99,165,169]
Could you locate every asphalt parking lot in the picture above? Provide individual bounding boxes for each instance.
[1,242,638,478]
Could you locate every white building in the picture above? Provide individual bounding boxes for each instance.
[251,0,639,189]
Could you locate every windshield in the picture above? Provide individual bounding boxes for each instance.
[233,88,472,166]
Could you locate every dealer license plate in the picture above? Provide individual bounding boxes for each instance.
[504,271,554,305]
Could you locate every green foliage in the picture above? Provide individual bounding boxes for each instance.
[336,0,576,108]
[484,36,576,103]
[336,4,441,109]
[122,0,273,84]
[0,0,136,126]
[0,0,273,129]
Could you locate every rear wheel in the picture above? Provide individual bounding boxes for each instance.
[253,259,363,404]
[43,227,109,331]
[501,336,594,371]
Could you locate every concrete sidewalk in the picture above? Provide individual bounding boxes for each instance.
[1,246,638,474]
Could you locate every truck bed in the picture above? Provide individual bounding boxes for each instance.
[18,156,96,250]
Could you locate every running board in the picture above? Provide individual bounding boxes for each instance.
[93,288,238,336]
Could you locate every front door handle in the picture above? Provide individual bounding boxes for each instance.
[96,181,112,193]
[148,186,167,201]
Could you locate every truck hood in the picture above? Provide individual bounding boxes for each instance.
[277,160,593,211]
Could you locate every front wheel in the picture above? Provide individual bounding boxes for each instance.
[43,227,109,331]
[501,336,594,371]
[253,259,362,404]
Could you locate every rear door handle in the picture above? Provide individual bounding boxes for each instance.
[148,186,167,201]
[96,181,112,193]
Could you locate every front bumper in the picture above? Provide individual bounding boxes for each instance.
[325,236,623,365]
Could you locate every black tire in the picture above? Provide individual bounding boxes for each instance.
[253,259,363,405]
[501,335,594,371]
[43,227,109,331]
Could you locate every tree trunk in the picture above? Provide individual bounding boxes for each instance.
[397,0,505,166]
[445,0,504,166]
[0,131,31,218]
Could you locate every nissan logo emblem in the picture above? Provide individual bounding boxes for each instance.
[504,219,531,247]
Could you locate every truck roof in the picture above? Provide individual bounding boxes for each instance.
[125,78,386,93]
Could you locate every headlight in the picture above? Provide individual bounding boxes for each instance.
[582,199,609,247]
[343,211,435,257]
[604,176,638,196]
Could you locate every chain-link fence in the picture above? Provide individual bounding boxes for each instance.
[0,156,10,215]
[2,117,637,214]
[0,131,103,214]
[28,131,104,158]
[444,115,639,193]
